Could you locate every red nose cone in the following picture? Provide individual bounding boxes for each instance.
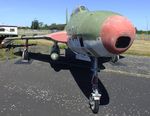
[100,15,136,54]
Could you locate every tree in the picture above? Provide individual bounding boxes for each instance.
[39,22,44,29]
[49,23,57,30]
[43,24,49,30]
[49,23,66,30]
[31,20,40,29]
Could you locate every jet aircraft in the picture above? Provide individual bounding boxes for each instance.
[1,6,136,113]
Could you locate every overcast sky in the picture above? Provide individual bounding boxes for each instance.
[0,0,149,30]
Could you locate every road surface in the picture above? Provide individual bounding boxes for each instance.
[0,53,150,116]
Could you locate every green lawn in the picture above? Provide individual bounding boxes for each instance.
[0,38,150,60]
[0,48,17,60]
[124,39,150,56]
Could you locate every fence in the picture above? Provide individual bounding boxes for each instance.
[136,34,150,40]
[18,29,51,36]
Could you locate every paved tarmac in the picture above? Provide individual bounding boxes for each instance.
[0,53,150,116]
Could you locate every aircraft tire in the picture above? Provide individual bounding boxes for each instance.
[89,95,99,114]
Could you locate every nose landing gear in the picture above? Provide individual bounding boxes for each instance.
[89,89,101,114]
[89,57,101,114]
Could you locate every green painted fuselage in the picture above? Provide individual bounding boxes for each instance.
[66,10,120,40]
[65,10,121,57]
[65,6,135,58]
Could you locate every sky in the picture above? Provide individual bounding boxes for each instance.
[0,0,150,30]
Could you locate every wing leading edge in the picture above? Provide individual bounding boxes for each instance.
[47,31,68,43]
[1,31,68,47]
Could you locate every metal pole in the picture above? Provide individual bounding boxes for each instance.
[146,16,149,40]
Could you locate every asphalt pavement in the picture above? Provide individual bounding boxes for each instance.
[0,52,150,116]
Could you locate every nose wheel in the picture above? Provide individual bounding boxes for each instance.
[89,87,101,113]
[89,58,101,114]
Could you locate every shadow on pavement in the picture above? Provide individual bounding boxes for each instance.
[14,50,109,105]
[70,67,109,105]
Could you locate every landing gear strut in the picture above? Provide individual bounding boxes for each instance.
[111,55,119,63]
[22,39,29,61]
[89,57,101,114]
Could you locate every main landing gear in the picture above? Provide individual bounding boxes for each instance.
[89,57,101,114]
[22,39,29,61]
[111,55,120,63]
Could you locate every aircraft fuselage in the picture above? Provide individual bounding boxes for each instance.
[66,10,135,57]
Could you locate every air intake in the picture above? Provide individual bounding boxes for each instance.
[115,36,131,48]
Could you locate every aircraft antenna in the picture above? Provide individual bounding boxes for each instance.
[66,8,68,24]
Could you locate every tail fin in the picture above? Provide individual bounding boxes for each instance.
[66,8,68,24]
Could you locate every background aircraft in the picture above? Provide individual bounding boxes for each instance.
[1,6,136,113]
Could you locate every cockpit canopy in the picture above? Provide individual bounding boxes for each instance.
[71,6,89,16]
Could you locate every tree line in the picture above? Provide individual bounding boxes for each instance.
[135,27,150,34]
[136,30,150,34]
[18,19,66,30]
[18,20,150,34]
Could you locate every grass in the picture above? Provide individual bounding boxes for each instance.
[0,48,17,60]
[14,39,150,57]
[124,39,150,57]
[0,39,67,60]
[0,38,150,61]
[18,29,51,36]
[14,39,53,46]
[0,49,5,60]
[13,39,67,49]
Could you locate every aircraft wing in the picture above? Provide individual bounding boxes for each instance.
[1,31,68,47]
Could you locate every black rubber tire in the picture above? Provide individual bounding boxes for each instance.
[92,100,99,114]
[89,95,99,114]
[54,67,61,72]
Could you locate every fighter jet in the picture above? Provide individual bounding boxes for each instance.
[1,6,136,113]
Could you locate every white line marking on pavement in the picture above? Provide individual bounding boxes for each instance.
[104,69,150,79]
